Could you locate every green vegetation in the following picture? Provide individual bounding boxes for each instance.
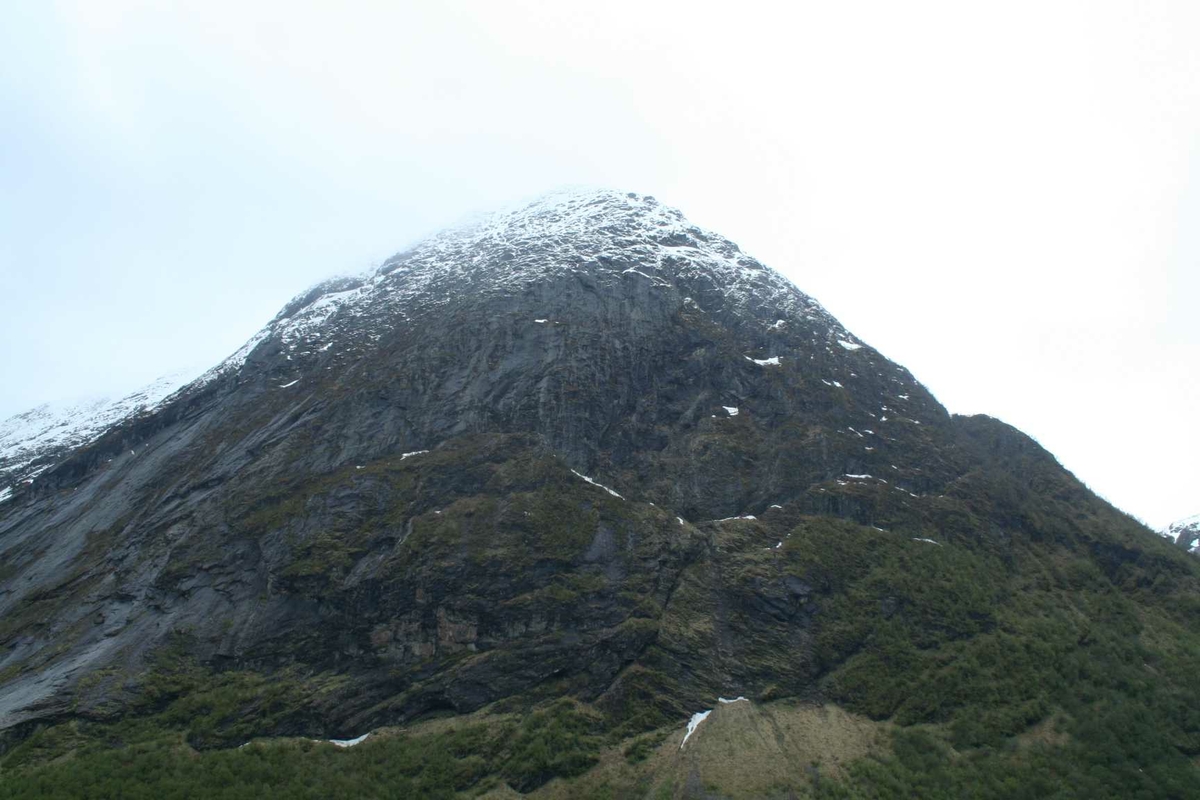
[816,723,1198,800]
[0,699,605,799]
[4,432,1199,797]
[772,508,1200,798]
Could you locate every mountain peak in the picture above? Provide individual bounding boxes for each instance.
[199,187,854,389]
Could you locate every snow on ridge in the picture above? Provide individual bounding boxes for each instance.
[1164,514,1200,552]
[1166,513,1200,533]
[0,369,201,482]
[188,187,879,402]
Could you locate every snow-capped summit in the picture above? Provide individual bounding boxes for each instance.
[195,188,863,387]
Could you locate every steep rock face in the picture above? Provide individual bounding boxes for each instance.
[0,189,1192,749]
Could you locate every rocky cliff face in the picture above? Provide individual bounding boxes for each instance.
[1,190,1196,789]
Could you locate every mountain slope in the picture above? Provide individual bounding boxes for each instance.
[1,189,1197,798]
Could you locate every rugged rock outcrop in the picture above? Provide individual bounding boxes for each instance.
[1165,514,1200,553]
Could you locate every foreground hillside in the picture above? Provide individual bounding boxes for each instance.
[1,190,1197,797]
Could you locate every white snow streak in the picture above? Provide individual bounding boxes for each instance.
[680,709,712,749]
[329,733,371,748]
[570,469,624,499]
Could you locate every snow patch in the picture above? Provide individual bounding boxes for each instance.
[912,538,941,546]
[680,709,712,749]
[533,319,548,324]
[0,486,12,504]
[278,380,300,388]
[329,733,371,748]
[718,696,749,704]
[744,355,780,366]
[400,450,429,460]
[570,469,624,499]
[621,268,656,280]
[837,340,863,351]
[723,406,739,416]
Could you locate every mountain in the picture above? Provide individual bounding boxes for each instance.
[1165,514,1200,553]
[1,189,1198,799]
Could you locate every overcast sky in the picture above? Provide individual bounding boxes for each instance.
[1,1,1196,528]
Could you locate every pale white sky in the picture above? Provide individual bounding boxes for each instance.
[1,1,1196,527]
